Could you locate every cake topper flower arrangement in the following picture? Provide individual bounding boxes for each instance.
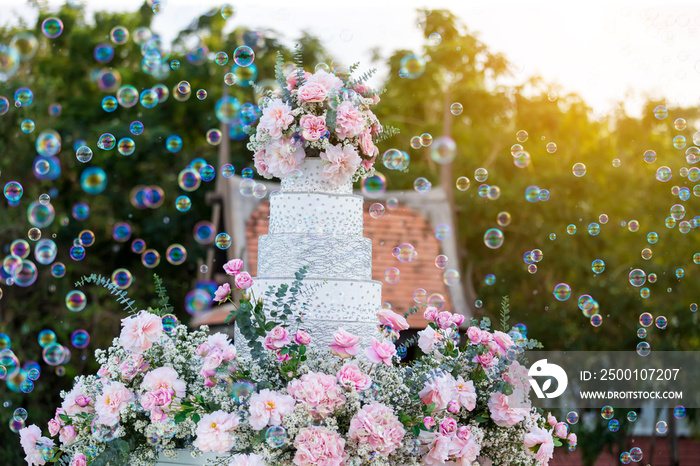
[19,268,574,466]
[246,50,398,185]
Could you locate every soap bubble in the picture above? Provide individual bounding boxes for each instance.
[117,137,135,156]
[653,105,668,119]
[673,135,686,149]
[80,167,107,194]
[484,274,496,286]
[656,166,672,182]
[66,290,87,312]
[553,283,571,301]
[110,26,129,44]
[50,262,65,277]
[456,177,470,191]
[450,102,463,115]
[644,150,657,163]
[641,248,652,260]
[42,17,64,38]
[70,330,90,349]
[435,255,448,269]
[4,181,23,202]
[673,406,686,419]
[369,203,385,219]
[20,119,35,133]
[206,129,222,145]
[141,249,161,268]
[637,341,651,357]
[42,343,67,366]
[165,244,187,265]
[233,46,255,67]
[111,269,133,289]
[497,212,511,227]
[443,269,460,286]
[362,173,387,197]
[483,228,504,249]
[98,133,116,150]
[572,163,586,177]
[474,168,488,182]
[430,136,456,164]
[591,259,605,274]
[656,421,668,434]
[384,268,400,284]
[162,315,179,336]
[76,146,93,163]
[400,53,425,79]
[413,177,431,195]
[566,411,579,424]
[588,223,600,236]
[221,4,236,19]
[265,426,286,448]
[36,129,61,157]
[215,233,232,250]
[10,31,39,61]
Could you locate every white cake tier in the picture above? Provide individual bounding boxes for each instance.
[235,277,382,355]
[281,157,353,195]
[268,191,364,236]
[257,233,372,280]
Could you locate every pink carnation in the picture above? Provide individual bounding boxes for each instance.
[192,410,240,453]
[264,325,292,350]
[487,391,529,427]
[70,453,87,466]
[213,283,231,302]
[524,426,555,465]
[229,453,267,466]
[334,101,365,139]
[299,114,327,141]
[223,258,244,275]
[455,376,477,411]
[248,389,295,431]
[337,363,372,391]
[348,402,405,456]
[288,372,345,420]
[319,143,361,185]
[419,373,457,411]
[265,137,306,178]
[20,424,54,466]
[359,130,378,157]
[141,367,187,399]
[377,309,409,331]
[94,381,135,424]
[417,325,441,354]
[365,338,397,366]
[297,82,328,102]
[259,98,294,139]
[329,328,361,358]
[119,310,163,354]
[293,426,346,466]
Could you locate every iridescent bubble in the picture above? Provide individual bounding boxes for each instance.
[587,223,600,236]
[413,177,431,195]
[10,31,39,61]
[483,228,504,249]
[4,181,23,202]
[20,119,35,134]
[648,273,657,283]
[50,262,65,278]
[233,46,255,67]
[413,288,427,303]
[443,269,460,286]
[515,130,528,142]
[430,136,456,164]
[141,249,161,268]
[13,260,38,287]
[178,168,201,192]
[665,216,676,228]
[524,186,540,203]
[80,167,107,194]
[221,164,235,178]
[400,53,425,79]
[627,220,640,232]
[484,274,496,286]
[224,72,236,86]
[673,405,686,419]
[496,211,511,227]
[265,425,287,448]
[609,419,620,432]
[435,255,448,269]
[36,129,61,157]
[655,315,667,329]
[199,165,216,182]
[599,406,614,420]
[566,224,577,235]
[384,267,400,284]
[656,166,672,182]
[644,149,657,163]
[687,147,700,165]
[111,268,133,289]
[553,283,571,301]
[195,89,207,100]
[193,221,216,244]
[162,314,179,336]
[474,168,488,182]
[93,43,114,63]
[42,17,64,38]
[116,137,135,156]
[637,341,651,357]
[627,411,638,422]
[110,26,129,44]
[10,240,30,259]
[513,151,530,168]
[175,195,191,212]
[221,3,236,18]
[647,232,658,244]
[27,228,41,241]
[545,142,557,153]
[20,380,34,393]
[435,224,451,241]
[206,129,222,146]
[184,288,211,315]
[628,269,646,287]
[215,96,241,123]
[165,135,182,153]
[215,233,232,250]
[450,102,463,115]
[116,85,139,108]
[369,203,385,219]
[673,135,686,149]
[456,177,470,191]
[65,290,87,312]
[97,133,116,150]
[653,105,668,119]
[409,136,421,149]
[70,330,90,349]
[591,259,605,274]
[641,248,652,260]
[566,411,579,424]
[572,163,586,177]
[165,244,187,265]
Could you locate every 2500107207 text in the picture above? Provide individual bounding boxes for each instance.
[596,368,680,381]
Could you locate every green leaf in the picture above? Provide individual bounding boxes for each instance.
[174,412,187,423]
[192,413,201,424]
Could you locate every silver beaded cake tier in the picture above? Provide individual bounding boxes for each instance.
[235,157,382,356]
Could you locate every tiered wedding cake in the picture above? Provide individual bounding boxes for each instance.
[235,158,382,353]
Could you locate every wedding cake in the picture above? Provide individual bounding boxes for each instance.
[235,157,382,353]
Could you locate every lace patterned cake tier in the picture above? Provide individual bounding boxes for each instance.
[234,277,382,356]
[268,191,364,236]
[257,234,372,280]
[280,157,353,195]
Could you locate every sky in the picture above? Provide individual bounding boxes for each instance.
[4,0,700,117]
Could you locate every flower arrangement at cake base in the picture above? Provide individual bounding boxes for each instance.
[19,264,576,466]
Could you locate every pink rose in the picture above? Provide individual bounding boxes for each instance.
[421,432,451,465]
[294,330,311,346]
[223,259,243,276]
[567,432,577,446]
[61,385,93,416]
[419,374,457,411]
[319,143,361,185]
[48,419,61,437]
[492,330,515,356]
[436,311,453,329]
[487,391,529,427]
[417,325,441,354]
[202,351,224,376]
[119,310,163,354]
[59,425,77,444]
[153,387,173,407]
[288,372,345,420]
[213,283,231,302]
[348,402,405,456]
[477,352,497,367]
[299,114,327,141]
[234,272,253,290]
[447,401,460,414]
[140,391,157,411]
[547,414,557,427]
[264,325,291,350]
[149,406,168,423]
[248,389,295,431]
[70,453,87,466]
[523,426,555,464]
[259,98,294,138]
[423,306,438,321]
[337,363,372,391]
[95,381,135,424]
[365,338,397,366]
[334,101,365,139]
[192,410,240,453]
[297,82,329,102]
[329,328,361,358]
[439,417,458,436]
[293,426,346,466]
[451,314,465,326]
[377,309,409,331]
[455,376,477,411]
[554,422,569,439]
[305,70,343,92]
[457,426,471,441]
[359,130,379,157]
[253,149,272,179]
[97,365,111,378]
[423,416,435,429]
[75,395,91,408]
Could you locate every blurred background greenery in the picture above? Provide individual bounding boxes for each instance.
[0,2,698,464]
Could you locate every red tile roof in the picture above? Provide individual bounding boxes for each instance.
[245,200,454,328]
